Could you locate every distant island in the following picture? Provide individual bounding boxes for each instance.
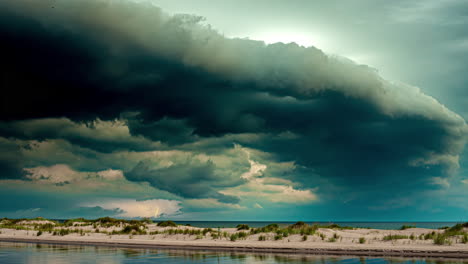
[1,217,467,258]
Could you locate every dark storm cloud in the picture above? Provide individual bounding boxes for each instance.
[0,0,466,200]
[127,160,240,203]
[0,118,162,153]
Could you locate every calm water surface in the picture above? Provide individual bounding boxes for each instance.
[1,242,466,264]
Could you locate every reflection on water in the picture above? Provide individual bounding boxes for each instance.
[0,242,466,264]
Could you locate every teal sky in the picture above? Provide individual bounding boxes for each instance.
[0,0,467,221]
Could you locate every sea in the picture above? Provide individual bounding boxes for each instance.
[0,242,466,264]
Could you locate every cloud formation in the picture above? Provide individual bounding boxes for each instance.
[84,199,182,218]
[0,0,467,219]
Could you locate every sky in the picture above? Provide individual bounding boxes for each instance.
[0,0,468,221]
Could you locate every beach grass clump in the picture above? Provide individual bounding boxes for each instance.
[433,234,452,245]
[250,223,279,234]
[121,224,146,235]
[37,231,42,236]
[359,237,366,244]
[289,221,307,229]
[302,235,308,241]
[316,232,326,240]
[424,231,436,240]
[319,223,354,230]
[258,235,267,241]
[237,231,248,239]
[274,234,282,240]
[236,224,250,230]
[230,233,238,241]
[95,217,121,225]
[444,223,467,236]
[52,228,86,236]
[462,234,468,244]
[400,225,416,230]
[202,228,213,236]
[211,232,220,239]
[437,223,468,244]
[157,221,177,227]
[300,226,317,236]
[382,235,409,241]
[328,237,336,242]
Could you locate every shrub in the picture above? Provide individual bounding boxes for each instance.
[462,234,468,244]
[318,233,326,240]
[121,224,145,234]
[258,235,266,241]
[274,234,282,240]
[236,224,250,230]
[238,232,248,239]
[424,232,436,240]
[265,224,279,230]
[157,221,177,227]
[444,224,466,236]
[320,223,354,230]
[96,217,121,224]
[290,221,307,229]
[230,233,238,241]
[433,234,451,245]
[400,225,416,230]
[302,235,308,241]
[37,231,42,236]
[202,228,212,236]
[359,237,366,244]
[58,229,70,236]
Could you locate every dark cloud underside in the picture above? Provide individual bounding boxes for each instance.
[0,0,466,215]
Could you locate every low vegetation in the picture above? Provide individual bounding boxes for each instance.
[1,218,467,246]
[400,225,416,230]
[383,235,409,241]
[236,224,250,230]
[156,221,177,227]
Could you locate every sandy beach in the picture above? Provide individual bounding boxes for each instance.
[1,219,467,258]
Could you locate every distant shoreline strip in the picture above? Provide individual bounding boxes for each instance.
[1,238,468,259]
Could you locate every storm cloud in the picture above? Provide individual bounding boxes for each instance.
[0,0,467,217]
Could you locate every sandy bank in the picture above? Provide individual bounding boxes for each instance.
[1,220,467,258]
[1,227,467,258]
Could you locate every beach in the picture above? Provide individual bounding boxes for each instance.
[1,219,467,258]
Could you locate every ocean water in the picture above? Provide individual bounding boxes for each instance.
[165,221,459,230]
[0,242,466,264]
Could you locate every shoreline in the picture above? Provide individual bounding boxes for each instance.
[1,237,468,258]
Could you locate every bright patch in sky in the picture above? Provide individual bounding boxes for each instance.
[251,31,325,48]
